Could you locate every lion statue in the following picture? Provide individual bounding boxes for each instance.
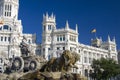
[65,51,80,71]
[40,50,80,72]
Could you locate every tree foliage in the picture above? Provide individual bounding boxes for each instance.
[90,58,120,80]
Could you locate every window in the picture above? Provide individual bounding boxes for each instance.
[70,47,72,51]
[10,5,12,11]
[5,12,6,16]
[3,25,9,30]
[89,52,91,56]
[48,48,50,51]
[28,39,31,43]
[48,25,52,30]
[79,50,80,53]
[43,26,46,31]
[0,26,2,30]
[4,4,12,17]
[63,47,65,50]
[9,12,11,16]
[10,28,11,31]
[5,5,7,10]
[43,48,45,53]
[60,36,62,41]
[70,35,76,42]
[57,35,65,42]
[84,51,87,56]
[79,56,81,62]
[57,36,59,41]
[111,47,115,51]
[5,37,7,41]
[1,37,3,41]
[84,57,87,63]
[63,35,65,41]
[8,37,10,42]
[89,58,92,63]
[57,47,60,50]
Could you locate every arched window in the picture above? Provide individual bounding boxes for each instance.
[3,25,9,30]
[2,25,12,31]
[28,39,31,43]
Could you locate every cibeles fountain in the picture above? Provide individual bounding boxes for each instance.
[0,38,86,80]
[18,50,87,80]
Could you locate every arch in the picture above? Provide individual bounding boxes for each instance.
[3,25,9,29]
[0,24,13,31]
[3,25,12,31]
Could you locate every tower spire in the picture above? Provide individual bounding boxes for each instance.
[51,12,54,18]
[46,12,48,19]
[100,37,102,42]
[65,20,69,29]
[112,37,116,43]
[43,14,45,19]
[76,24,78,33]
[108,35,111,42]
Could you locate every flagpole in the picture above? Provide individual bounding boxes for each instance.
[91,29,97,39]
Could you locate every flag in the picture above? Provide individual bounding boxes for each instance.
[91,29,96,33]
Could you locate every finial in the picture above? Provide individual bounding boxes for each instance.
[76,24,78,33]
[51,12,54,18]
[65,20,69,29]
[100,37,102,42]
[43,14,45,18]
[108,35,111,42]
[46,12,48,18]
[112,36,116,43]
[53,14,56,20]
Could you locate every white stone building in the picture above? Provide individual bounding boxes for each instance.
[0,0,118,77]
[41,13,118,76]
[0,0,36,59]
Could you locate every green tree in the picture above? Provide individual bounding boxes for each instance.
[90,58,120,80]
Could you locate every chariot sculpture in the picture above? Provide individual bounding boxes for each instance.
[6,36,45,72]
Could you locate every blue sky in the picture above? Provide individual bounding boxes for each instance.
[18,0,120,50]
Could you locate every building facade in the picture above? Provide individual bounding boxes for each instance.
[0,0,36,59]
[41,13,118,75]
